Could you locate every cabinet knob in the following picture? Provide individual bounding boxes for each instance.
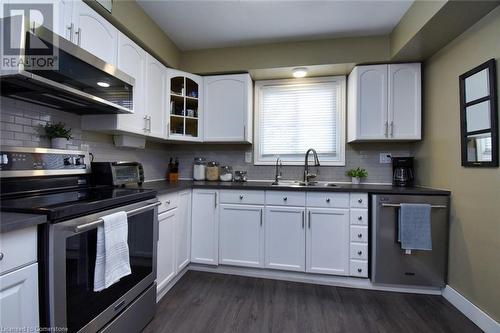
[239,195,244,200]
[358,198,363,204]
[283,197,288,201]
[357,251,362,255]
[166,200,171,205]
[358,233,363,238]
[0,252,3,261]
[326,198,331,203]
[357,268,362,273]
[358,216,363,221]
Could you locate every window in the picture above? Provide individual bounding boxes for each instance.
[254,76,346,166]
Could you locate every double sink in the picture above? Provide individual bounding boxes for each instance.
[270,180,340,188]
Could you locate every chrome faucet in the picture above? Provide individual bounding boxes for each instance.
[272,157,283,185]
[304,149,320,185]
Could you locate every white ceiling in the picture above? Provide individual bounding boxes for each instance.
[137,0,414,51]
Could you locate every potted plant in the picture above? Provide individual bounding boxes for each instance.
[346,167,368,185]
[44,122,72,149]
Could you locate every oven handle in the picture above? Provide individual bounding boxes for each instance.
[73,201,161,233]
[381,203,447,209]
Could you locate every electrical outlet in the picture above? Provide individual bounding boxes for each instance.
[245,150,253,163]
[379,153,392,164]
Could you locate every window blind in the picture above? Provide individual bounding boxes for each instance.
[259,82,339,158]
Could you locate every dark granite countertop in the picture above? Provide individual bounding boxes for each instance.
[139,180,450,196]
[0,212,47,233]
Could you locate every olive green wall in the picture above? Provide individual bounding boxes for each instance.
[84,0,181,68]
[414,6,500,321]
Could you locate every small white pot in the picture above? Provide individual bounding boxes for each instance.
[351,177,361,185]
[51,137,68,149]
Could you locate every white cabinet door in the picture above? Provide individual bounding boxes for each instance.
[204,74,252,143]
[219,204,264,268]
[0,263,39,329]
[265,207,305,272]
[352,65,388,141]
[145,54,167,139]
[191,190,219,265]
[306,208,350,275]
[157,209,177,292]
[117,32,147,134]
[72,0,117,65]
[388,63,421,140]
[175,190,192,272]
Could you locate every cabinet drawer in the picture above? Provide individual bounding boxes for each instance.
[306,192,349,208]
[350,193,368,208]
[157,192,178,213]
[266,191,306,207]
[350,243,368,260]
[0,226,37,275]
[350,209,368,225]
[219,190,265,205]
[350,225,368,243]
[350,259,368,277]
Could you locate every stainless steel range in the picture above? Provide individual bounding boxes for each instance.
[0,147,158,333]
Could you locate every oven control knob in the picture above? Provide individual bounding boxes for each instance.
[64,157,72,166]
[75,158,81,165]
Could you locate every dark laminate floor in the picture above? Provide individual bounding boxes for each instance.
[143,271,481,333]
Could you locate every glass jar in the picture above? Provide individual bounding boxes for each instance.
[205,161,219,181]
[219,166,233,182]
[193,157,206,181]
[233,170,247,182]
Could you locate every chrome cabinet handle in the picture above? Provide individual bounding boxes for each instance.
[260,209,263,226]
[0,252,3,261]
[358,216,363,221]
[283,197,288,201]
[308,210,311,229]
[214,192,217,208]
[357,251,362,256]
[358,233,363,238]
[384,121,388,137]
[147,116,152,132]
[76,27,82,46]
[301,211,305,229]
[67,23,74,42]
[143,116,148,131]
[243,125,246,140]
[390,121,394,137]
[358,198,363,204]
[326,198,331,203]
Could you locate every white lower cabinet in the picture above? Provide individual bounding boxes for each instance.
[265,206,306,272]
[176,190,192,271]
[0,263,39,329]
[191,190,219,265]
[157,209,177,291]
[306,208,350,275]
[219,204,264,268]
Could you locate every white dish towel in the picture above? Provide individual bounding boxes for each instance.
[94,211,131,292]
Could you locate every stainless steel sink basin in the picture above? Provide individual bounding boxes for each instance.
[270,181,340,188]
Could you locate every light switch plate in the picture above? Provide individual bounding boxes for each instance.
[379,153,392,164]
[245,150,253,163]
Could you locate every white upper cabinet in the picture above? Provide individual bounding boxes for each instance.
[306,208,350,276]
[204,74,253,143]
[388,63,422,140]
[167,69,203,142]
[145,54,167,139]
[348,63,421,142]
[71,1,118,65]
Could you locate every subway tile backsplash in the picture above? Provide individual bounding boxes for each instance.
[0,96,410,183]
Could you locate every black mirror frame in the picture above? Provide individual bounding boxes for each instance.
[459,58,498,167]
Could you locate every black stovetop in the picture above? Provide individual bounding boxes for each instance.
[1,186,156,222]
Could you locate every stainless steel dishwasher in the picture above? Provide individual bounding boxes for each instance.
[371,194,450,288]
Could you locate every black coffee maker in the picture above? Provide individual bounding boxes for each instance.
[392,157,414,187]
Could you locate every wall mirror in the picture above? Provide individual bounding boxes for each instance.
[459,59,498,167]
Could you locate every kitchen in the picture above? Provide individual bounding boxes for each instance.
[0,0,499,332]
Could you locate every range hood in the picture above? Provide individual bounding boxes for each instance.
[0,15,134,114]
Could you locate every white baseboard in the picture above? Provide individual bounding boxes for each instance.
[188,264,442,295]
[442,285,500,333]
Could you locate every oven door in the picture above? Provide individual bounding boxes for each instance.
[49,199,159,333]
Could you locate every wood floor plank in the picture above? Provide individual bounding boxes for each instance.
[143,271,482,333]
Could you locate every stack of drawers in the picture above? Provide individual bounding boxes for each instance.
[349,193,369,277]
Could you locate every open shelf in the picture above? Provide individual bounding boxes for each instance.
[168,74,200,139]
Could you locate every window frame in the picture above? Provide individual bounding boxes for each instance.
[253,76,346,166]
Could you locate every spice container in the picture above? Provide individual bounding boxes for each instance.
[206,161,219,181]
[193,157,206,181]
[219,166,233,182]
[233,170,247,182]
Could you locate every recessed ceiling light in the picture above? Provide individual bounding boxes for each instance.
[292,67,307,78]
[97,81,110,88]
